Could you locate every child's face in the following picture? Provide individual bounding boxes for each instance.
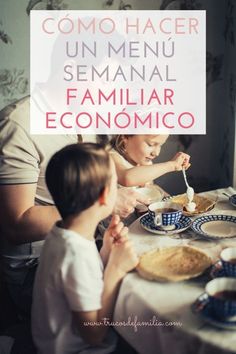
[124,135,169,165]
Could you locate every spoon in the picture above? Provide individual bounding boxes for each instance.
[222,192,231,198]
[182,168,194,202]
[182,168,196,212]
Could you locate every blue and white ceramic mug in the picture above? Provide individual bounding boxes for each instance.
[220,247,236,277]
[206,277,236,319]
[148,201,182,230]
[229,194,236,208]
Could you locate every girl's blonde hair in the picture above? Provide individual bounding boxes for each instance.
[110,135,133,156]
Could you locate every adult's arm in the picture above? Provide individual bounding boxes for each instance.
[0,185,147,245]
[0,184,60,244]
[0,110,60,244]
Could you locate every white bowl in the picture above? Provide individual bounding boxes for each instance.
[135,186,164,204]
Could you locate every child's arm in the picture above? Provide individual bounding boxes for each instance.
[72,239,138,346]
[112,151,190,187]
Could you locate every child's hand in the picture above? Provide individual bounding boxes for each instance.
[171,152,191,171]
[105,214,128,244]
[100,215,128,265]
[107,239,139,277]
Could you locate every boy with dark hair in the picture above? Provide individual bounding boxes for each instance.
[31,143,138,354]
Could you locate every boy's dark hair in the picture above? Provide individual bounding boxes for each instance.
[46,143,111,219]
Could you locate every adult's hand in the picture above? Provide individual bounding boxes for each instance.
[113,187,150,218]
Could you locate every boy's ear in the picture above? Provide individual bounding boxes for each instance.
[99,186,109,205]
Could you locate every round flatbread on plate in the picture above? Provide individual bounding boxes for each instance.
[169,194,216,216]
[137,246,212,282]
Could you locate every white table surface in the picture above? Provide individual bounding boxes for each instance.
[114,187,236,354]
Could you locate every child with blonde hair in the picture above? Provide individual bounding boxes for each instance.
[110,135,190,187]
[32,143,138,354]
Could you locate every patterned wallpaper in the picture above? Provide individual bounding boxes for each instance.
[0,0,235,193]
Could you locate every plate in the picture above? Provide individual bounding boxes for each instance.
[164,194,216,216]
[192,215,236,239]
[192,292,236,330]
[140,213,191,235]
[210,261,226,278]
[191,215,236,239]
